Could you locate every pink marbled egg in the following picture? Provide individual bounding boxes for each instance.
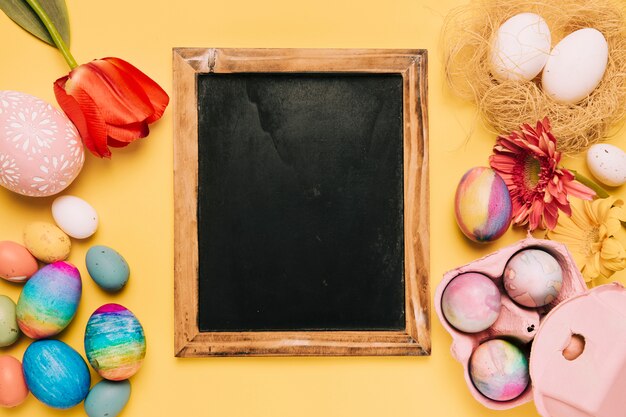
[0,91,84,197]
[441,272,502,333]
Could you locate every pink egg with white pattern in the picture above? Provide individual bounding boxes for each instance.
[0,91,84,197]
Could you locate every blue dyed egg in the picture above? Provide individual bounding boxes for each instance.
[22,340,90,408]
[84,304,146,381]
[16,261,82,339]
[85,246,130,292]
[84,379,131,417]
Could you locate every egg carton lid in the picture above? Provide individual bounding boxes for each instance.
[530,283,626,417]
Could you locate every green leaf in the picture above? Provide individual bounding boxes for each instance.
[0,0,70,47]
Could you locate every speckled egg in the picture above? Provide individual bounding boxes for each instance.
[84,379,131,417]
[0,295,19,347]
[587,143,626,187]
[0,90,84,197]
[86,246,130,292]
[0,355,29,408]
[441,272,502,333]
[23,222,71,263]
[52,195,99,239]
[504,249,563,308]
[16,261,82,339]
[455,167,512,242]
[470,339,529,401]
[22,340,90,409]
[84,304,146,381]
[0,240,38,283]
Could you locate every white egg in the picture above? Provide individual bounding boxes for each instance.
[542,28,608,104]
[52,195,99,239]
[587,144,626,187]
[490,13,551,82]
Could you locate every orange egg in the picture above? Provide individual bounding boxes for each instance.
[0,241,39,283]
[0,355,29,407]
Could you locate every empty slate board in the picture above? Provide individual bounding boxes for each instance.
[173,48,430,357]
[197,73,405,332]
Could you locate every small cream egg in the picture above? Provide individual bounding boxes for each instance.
[23,222,71,263]
[52,195,99,239]
[490,13,551,82]
[542,28,608,104]
[586,144,626,187]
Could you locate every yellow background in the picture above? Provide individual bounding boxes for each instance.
[1,0,625,416]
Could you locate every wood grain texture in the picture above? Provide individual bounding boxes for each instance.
[173,48,430,357]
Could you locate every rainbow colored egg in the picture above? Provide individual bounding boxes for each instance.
[455,167,512,242]
[469,339,529,401]
[22,340,90,409]
[84,304,146,381]
[16,261,82,339]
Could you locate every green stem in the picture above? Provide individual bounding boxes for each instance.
[570,169,610,199]
[23,0,77,69]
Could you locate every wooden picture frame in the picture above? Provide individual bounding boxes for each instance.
[173,48,430,357]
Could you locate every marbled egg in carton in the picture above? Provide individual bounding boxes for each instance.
[435,237,587,410]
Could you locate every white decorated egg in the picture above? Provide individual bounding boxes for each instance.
[52,195,99,239]
[0,91,84,197]
[490,13,551,82]
[542,28,608,104]
[587,144,626,187]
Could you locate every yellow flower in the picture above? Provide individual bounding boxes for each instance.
[547,197,626,282]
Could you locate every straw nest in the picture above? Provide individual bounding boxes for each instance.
[442,0,626,154]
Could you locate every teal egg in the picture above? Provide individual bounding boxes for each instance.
[84,379,131,417]
[86,246,130,292]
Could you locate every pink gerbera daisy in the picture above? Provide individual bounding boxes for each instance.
[489,118,595,231]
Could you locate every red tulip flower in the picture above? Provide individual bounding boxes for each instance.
[54,58,169,158]
[16,0,169,158]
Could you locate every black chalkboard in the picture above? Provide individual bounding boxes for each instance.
[196,73,405,332]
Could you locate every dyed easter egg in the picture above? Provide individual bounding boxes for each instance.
[504,249,563,308]
[84,379,131,417]
[0,355,29,408]
[470,339,529,401]
[85,304,146,381]
[0,240,38,282]
[23,221,71,263]
[0,90,84,197]
[86,246,130,292]
[52,195,99,239]
[16,261,82,339]
[455,167,512,242]
[441,272,501,333]
[0,295,19,347]
[22,340,90,409]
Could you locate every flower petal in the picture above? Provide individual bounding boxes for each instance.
[68,60,155,125]
[106,122,149,143]
[105,57,169,123]
[54,76,110,158]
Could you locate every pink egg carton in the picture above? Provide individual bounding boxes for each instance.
[435,236,588,410]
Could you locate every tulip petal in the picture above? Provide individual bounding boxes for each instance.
[107,122,149,143]
[68,60,154,126]
[105,57,169,123]
[107,138,131,148]
[65,81,112,158]
[54,76,111,158]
